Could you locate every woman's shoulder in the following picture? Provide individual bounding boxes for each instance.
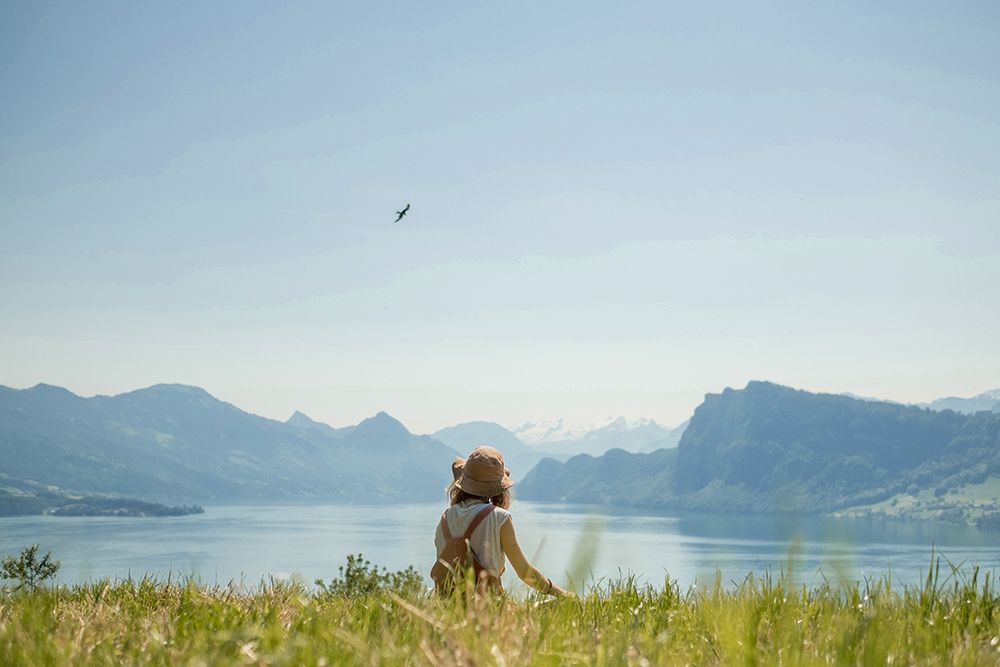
[492,505,512,523]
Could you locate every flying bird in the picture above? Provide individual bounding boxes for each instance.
[394,204,410,223]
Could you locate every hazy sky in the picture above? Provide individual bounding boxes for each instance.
[2,1,999,433]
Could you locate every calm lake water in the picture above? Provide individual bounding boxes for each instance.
[3,501,999,593]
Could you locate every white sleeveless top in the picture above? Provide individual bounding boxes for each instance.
[434,499,511,576]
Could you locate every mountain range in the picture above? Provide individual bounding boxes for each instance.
[920,389,1000,415]
[0,383,459,510]
[512,417,687,457]
[432,417,687,474]
[840,389,1000,414]
[430,421,541,476]
[518,382,1000,526]
[0,382,680,514]
[3,380,999,522]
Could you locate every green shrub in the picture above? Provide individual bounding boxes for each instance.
[1,544,60,592]
[315,553,423,597]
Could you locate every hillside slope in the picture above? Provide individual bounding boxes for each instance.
[519,382,1000,522]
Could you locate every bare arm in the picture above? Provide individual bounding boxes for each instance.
[500,518,571,597]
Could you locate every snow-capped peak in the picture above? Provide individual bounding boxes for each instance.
[589,416,660,432]
[512,418,591,445]
[512,416,662,444]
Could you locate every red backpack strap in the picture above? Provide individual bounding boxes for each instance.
[439,511,452,541]
[463,504,495,540]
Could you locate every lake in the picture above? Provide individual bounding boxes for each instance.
[3,501,999,593]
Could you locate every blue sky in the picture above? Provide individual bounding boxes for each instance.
[2,1,999,432]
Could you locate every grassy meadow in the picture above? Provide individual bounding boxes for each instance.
[2,556,1000,666]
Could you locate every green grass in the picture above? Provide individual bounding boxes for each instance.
[2,560,1000,666]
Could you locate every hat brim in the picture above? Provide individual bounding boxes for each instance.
[454,473,514,498]
[451,457,466,482]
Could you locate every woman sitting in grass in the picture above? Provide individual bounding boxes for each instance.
[433,445,571,597]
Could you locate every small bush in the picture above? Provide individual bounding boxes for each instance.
[1,544,60,592]
[315,553,423,597]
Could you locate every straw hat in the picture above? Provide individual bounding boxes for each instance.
[453,446,514,498]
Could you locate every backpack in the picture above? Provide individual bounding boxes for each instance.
[430,504,502,593]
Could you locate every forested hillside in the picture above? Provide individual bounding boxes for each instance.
[519,382,1000,524]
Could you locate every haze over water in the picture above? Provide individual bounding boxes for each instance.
[3,502,998,593]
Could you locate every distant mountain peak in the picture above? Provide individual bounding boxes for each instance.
[28,383,79,397]
[354,411,410,438]
[285,410,316,424]
[287,410,318,426]
[115,383,214,400]
[512,418,592,444]
[922,387,1000,415]
[590,416,662,432]
[513,415,665,445]
[743,380,791,393]
[431,421,529,456]
[103,384,244,417]
[144,383,211,395]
